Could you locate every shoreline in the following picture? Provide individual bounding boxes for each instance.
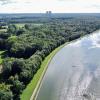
[31,43,67,100]
[21,42,67,100]
[21,29,100,100]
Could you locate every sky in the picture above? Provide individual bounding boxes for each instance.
[0,0,100,13]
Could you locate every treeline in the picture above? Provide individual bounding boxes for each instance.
[0,16,100,100]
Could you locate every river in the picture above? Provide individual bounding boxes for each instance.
[36,30,100,100]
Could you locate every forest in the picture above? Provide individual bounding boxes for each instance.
[0,14,100,100]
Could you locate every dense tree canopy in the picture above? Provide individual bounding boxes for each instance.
[0,83,13,100]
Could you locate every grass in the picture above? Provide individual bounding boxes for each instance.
[20,43,67,100]
[15,24,25,28]
[0,51,5,64]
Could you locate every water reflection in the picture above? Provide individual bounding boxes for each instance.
[36,30,100,100]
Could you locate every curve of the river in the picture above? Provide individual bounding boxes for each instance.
[36,30,100,100]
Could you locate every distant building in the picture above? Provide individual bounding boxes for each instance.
[46,11,52,17]
[46,11,52,14]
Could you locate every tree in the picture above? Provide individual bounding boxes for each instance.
[11,79,25,99]
[19,70,32,85]
[0,83,13,100]
[2,58,14,79]
[7,24,17,34]
[24,24,30,30]
[16,29,25,36]
[0,91,13,100]
[11,59,25,75]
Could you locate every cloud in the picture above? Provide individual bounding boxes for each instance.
[0,0,14,5]
[92,4,100,8]
[0,0,100,13]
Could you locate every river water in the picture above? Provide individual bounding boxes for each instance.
[36,30,100,100]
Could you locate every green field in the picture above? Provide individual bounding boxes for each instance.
[20,42,67,100]
[15,23,42,28]
[15,24,25,28]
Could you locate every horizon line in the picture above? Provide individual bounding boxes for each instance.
[0,12,100,14]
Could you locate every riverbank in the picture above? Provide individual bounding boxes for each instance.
[34,30,100,100]
[20,42,67,100]
[21,30,99,100]
[20,29,100,100]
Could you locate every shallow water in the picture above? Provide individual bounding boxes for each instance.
[36,30,100,100]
